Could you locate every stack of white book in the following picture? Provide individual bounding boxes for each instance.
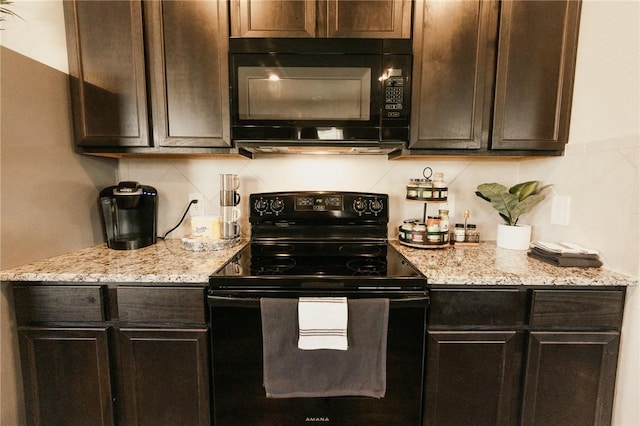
[528,241,602,268]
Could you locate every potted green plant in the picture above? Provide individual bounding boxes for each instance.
[475,181,552,250]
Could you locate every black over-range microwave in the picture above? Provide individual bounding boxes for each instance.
[229,39,412,154]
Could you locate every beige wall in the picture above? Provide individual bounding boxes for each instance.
[0,46,117,425]
[0,48,117,269]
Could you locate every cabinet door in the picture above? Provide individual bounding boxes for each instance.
[230,0,317,37]
[425,331,523,426]
[491,0,581,150]
[145,0,230,147]
[19,327,113,426]
[326,0,411,38]
[230,0,410,38]
[410,0,498,149]
[63,0,149,148]
[521,331,620,426]
[117,328,210,426]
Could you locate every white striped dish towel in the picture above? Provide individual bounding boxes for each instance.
[298,297,348,351]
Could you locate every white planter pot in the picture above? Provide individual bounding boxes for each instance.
[496,223,531,250]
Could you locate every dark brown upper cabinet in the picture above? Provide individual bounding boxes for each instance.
[492,0,581,151]
[409,0,581,155]
[64,1,149,148]
[145,1,230,148]
[410,0,498,150]
[230,0,412,38]
[63,0,231,154]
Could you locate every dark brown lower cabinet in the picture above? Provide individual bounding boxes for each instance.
[521,332,620,426]
[18,327,114,426]
[117,328,210,426]
[425,331,523,425]
[12,283,210,426]
[12,283,626,426]
[424,287,625,426]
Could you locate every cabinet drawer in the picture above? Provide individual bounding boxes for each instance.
[117,286,206,323]
[529,290,625,329]
[13,285,105,323]
[429,289,526,328]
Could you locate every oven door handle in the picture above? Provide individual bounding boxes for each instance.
[208,294,429,308]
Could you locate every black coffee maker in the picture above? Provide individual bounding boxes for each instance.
[99,181,158,250]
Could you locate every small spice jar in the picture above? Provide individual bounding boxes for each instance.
[439,209,450,242]
[406,179,420,198]
[433,173,448,199]
[466,224,479,242]
[426,216,439,226]
[425,216,440,233]
[454,224,466,242]
[433,172,446,188]
[413,223,427,232]
[427,234,442,243]
[418,180,433,198]
[401,219,417,231]
[438,209,449,232]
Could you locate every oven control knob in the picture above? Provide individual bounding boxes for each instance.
[370,198,384,213]
[254,198,269,213]
[353,198,367,214]
[271,198,285,213]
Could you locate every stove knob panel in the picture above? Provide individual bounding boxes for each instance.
[370,198,384,214]
[271,198,285,213]
[254,198,269,214]
[353,198,367,214]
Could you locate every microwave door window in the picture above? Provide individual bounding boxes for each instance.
[237,67,371,121]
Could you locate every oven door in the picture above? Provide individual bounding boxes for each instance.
[208,293,428,426]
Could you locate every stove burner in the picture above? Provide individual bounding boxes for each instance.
[346,258,387,276]
[253,257,296,275]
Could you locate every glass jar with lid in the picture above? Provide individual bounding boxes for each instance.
[419,179,433,199]
[433,172,446,188]
[406,179,421,198]
[454,224,466,242]
[466,224,479,243]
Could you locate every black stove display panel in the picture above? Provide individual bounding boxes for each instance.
[295,195,343,211]
[250,192,388,223]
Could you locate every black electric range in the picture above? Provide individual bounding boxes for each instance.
[207,191,429,426]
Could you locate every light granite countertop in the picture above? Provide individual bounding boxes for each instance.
[390,241,638,286]
[0,239,636,286]
[0,239,247,285]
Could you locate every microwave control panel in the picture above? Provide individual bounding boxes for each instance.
[381,54,410,142]
[384,68,405,118]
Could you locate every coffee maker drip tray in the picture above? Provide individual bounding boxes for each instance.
[108,235,156,251]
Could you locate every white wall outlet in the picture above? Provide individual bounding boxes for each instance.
[551,195,571,226]
[189,193,204,216]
